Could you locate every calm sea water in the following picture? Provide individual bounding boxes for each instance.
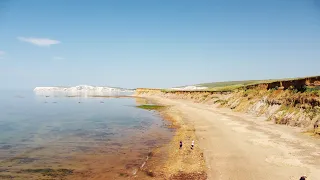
[0,90,172,179]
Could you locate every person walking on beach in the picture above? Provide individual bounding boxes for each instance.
[179,141,182,149]
[299,175,307,180]
[191,140,194,150]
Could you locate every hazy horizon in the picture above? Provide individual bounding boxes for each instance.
[1,0,320,90]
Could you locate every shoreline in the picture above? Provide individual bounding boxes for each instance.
[134,96,207,179]
[138,95,320,180]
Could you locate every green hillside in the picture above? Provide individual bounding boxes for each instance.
[194,79,275,91]
[196,80,263,88]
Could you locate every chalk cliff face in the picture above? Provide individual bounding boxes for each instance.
[34,85,133,92]
[34,85,134,96]
[170,86,208,90]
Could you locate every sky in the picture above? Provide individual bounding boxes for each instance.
[0,0,320,89]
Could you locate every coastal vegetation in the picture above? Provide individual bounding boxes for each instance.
[20,168,73,178]
[136,104,166,110]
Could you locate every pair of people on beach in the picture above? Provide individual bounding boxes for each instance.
[179,140,194,150]
[299,176,307,180]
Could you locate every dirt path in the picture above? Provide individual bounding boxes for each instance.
[149,97,320,180]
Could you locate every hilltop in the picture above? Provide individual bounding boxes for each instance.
[170,75,320,92]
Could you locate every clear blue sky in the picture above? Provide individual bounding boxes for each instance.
[0,0,320,89]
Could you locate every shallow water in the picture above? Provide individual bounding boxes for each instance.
[0,90,173,179]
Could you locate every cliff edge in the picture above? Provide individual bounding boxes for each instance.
[135,76,320,135]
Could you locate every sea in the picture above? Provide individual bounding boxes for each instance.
[0,90,173,179]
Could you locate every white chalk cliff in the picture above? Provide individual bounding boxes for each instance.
[34,85,134,96]
[34,85,133,92]
[170,86,208,90]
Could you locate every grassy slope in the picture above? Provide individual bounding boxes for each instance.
[200,80,273,91]
[196,80,262,88]
[191,76,320,91]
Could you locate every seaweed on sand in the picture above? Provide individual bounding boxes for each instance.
[0,174,14,179]
[136,104,166,110]
[21,168,73,177]
[169,171,207,180]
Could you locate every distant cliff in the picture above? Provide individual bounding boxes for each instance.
[34,85,134,96]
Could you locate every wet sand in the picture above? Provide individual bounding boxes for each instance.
[142,96,320,180]
[139,102,207,179]
[131,97,207,179]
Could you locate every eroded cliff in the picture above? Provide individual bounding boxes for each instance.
[135,77,320,135]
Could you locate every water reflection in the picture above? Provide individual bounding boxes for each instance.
[0,91,173,179]
[34,90,133,98]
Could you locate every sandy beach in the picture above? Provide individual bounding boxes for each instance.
[143,96,320,180]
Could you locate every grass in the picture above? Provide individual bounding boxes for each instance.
[162,86,242,92]
[304,86,320,96]
[196,80,264,88]
[136,104,166,110]
[210,84,246,91]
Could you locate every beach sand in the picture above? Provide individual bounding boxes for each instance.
[141,96,320,180]
[132,97,207,179]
